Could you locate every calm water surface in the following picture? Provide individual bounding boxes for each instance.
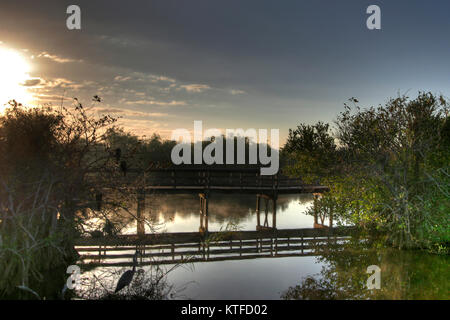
[78,194,449,300]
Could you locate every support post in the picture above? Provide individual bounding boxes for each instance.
[256,195,261,228]
[256,193,277,231]
[137,189,145,236]
[264,198,269,227]
[199,196,204,230]
[272,195,277,229]
[199,193,209,233]
[204,193,209,232]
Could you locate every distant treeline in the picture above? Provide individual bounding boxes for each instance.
[101,127,283,172]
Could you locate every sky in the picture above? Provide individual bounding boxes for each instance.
[1,0,450,143]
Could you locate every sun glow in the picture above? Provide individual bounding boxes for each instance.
[0,46,34,108]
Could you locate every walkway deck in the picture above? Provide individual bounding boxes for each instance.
[75,227,355,267]
[96,168,329,195]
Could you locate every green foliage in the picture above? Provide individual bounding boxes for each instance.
[283,122,336,183]
[284,92,450,249]
[103,127,177,169]
[281,239,450,300]
[0,99,116,298]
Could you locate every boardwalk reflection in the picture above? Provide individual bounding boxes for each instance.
[76,227,355,268]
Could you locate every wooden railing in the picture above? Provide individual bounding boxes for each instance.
[75,227,354,267]
[136,168,307,189]
[87,167,329,194]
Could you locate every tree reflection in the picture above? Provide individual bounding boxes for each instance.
[282,238,450,300]
[75,263,190,300]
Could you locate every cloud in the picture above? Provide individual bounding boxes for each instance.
[21,78,42,87]
[33,93,67,103]
[40,78,84,90]
[152,75,176,83]
[230,89,246,95]
[124,99,186,106]
[37,52,82,63]
[114,73,176,84]
[98,35,147,48]
[116,118,174,138]
[180,84,211,93]
[94,107,168,117]
[136,73,176,83]
[114,75,132,82]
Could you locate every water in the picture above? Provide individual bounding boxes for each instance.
[75,194,449,300]
[147,194,325,299]
[122,193,317,233]
[164,256,323,299]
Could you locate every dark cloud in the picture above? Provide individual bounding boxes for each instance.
[21,78,41,87]
[1,1,450,140]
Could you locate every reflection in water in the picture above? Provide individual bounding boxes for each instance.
[75,194,322,299]
[281,240,450,300]
[123,193,315,233]
[75,195,448,300]
[77,264,175,300]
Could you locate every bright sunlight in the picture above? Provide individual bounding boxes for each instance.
[0,46,33,109]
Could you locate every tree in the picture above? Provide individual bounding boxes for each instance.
[284,92,450,250]
[0,98,117,298]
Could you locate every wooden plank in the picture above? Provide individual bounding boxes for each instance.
[74,227,355,246]
[79,251,319,268]
[78,242,335,260]
[75,227,355,246]
[75,236,351,253]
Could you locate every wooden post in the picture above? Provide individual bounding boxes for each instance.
[264,198,269,227]
[240,239,243,256]
[199,193,209,233]
[272,195,277,229]
[275,172,279,190]
[256,195,261,229]
[270,237,273,255]
[275,236,278,255]
[171,243,175,261]
[204,193,209,232]
[137,190,145,236]
[301,234,304,255]
[199,196,204,231]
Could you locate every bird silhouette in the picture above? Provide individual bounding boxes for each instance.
[120,160,127,176]
[60,283,68,300]
[95,193,103,211]
[114,250,141,293]
[114,148,121,163]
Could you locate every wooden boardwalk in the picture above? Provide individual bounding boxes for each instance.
[79,168,336,266]
[99,168,329,195]
[75,226,355,267]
